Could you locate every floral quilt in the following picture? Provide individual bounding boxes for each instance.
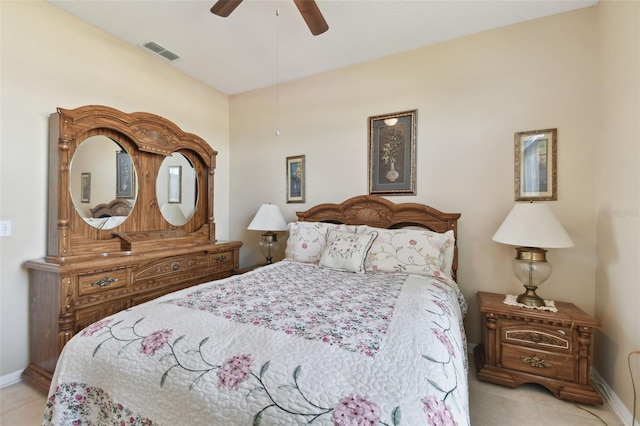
[44,260,469,425]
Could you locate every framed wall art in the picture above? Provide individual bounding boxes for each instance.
[116,150,136,199]
[286,155,305,203]
[514,128,557,201]
[368,109,417,195]
[80,173,91,203]
[168,165,182,203]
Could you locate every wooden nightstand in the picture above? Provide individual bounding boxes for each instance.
[474,291,603,405]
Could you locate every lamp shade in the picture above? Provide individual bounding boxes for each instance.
[247,204,287,231]
[492,203,574,248]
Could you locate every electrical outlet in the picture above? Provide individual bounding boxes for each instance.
[0,220,12,237]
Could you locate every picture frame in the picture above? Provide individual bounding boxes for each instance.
[81,172,91,203]
[514,128,557,201]
[116,150,136,199]
[168,166,182,203]
[368,109,417,195]
[286,155,305,204]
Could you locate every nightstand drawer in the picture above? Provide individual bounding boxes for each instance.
[501,344,574,381]
[79,269,129,296]
[502,320,571,353]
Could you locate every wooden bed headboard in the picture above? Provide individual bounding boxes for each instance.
[90,198,133,218]
[296,195,461,280]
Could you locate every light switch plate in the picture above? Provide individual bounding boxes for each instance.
[0,220,12,237]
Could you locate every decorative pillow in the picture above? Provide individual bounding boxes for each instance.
[285,222,357,264]
[358,226,455,276]
[318,229,377,273]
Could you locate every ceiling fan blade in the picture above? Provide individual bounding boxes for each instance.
[210,0,243,17]
[293,0,329,36]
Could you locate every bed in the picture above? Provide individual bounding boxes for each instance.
[43,195,468,425]
[83,198,133,229]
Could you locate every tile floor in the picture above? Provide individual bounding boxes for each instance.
[0,356,625,425]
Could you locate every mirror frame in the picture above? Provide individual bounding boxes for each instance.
[47,105,218,262]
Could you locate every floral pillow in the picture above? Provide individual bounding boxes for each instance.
[358,226,455,276]
[285,222,357,264]
[318,229,377,273]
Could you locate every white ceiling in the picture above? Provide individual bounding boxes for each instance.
[47,0,597,95]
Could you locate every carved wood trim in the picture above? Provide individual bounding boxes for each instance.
[47,105,218,262]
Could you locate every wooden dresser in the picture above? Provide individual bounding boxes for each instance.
[23,105,242,393]
[23,240,240,392]
[474,291,602,405]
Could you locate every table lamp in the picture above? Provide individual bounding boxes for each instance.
[247,203,287,264]
[492,202,574,307]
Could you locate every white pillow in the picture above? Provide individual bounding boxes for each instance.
[285,222,357,264]
[318,229,377,273]
[358,225,455,276]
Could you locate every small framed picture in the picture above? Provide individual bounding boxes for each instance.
[81,173,91,203]
[168,165,182,203]
[368,110,417,195]
[286,155,305,203]
[116,150,136,199]
[514,128,557,201]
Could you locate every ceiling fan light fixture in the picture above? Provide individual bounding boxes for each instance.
[211,0,328,36]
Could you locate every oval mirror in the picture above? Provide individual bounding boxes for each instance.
[69,135,138,230]
[156,152,197,226]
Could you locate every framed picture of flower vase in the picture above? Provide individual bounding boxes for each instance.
[368,109,417,195]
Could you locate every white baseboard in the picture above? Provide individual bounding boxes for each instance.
[0,369,23,389]
[592,369,638,426]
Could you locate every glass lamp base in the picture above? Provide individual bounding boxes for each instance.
[259,232,279,264]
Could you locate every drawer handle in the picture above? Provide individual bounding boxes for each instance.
[91,277,119,287]
[171,262,180,271]
[215,255,228,263]
[521,355,552,368]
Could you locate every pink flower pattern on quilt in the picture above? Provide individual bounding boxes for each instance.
[140,329,172,356]
[80,318,112,337]
[332,394,381,425]
[217,353,254,391]
[421,395,458,426]
[165,262,405,356]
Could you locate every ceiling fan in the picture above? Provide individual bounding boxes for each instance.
[210,0,329,36]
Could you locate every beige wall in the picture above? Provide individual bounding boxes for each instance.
[0,1,230,376]
[594,0,640,421]
[2,0,638,420]
[230,8,599,349]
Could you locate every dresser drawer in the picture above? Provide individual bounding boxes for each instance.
[210,250,235,273]
[78,269,129,296]
[76,298,133,331]
[502,320,571,353]
[501,344,575,381]
[135,253,209,282]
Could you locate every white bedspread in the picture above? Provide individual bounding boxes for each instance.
[44,261,469,425]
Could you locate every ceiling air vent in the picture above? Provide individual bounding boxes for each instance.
[143,41,180,61]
